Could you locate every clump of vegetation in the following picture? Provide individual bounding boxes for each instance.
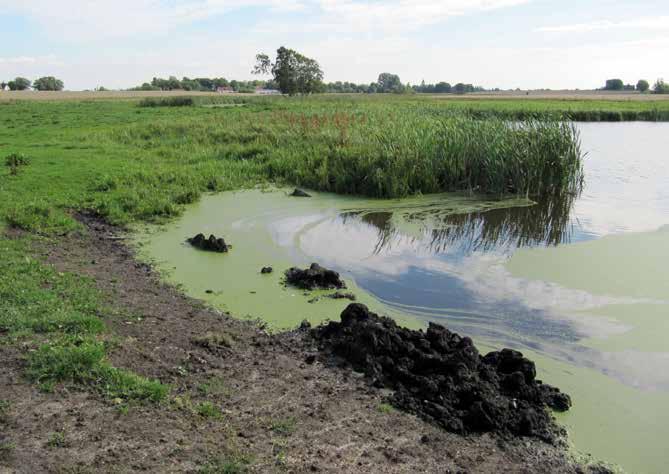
[377,403,394,414]
[196,401,223,420]
[5,201,82,235]
[192,332,234,349]
[47,430,69,449]
[5,153,29,175]
[0,401,10,423]
[0,438,15,458]
[197,376,229,397]
[269,417,297,436]
[27,338,168,402]
[199,455,251,474]
[138,97,195,107]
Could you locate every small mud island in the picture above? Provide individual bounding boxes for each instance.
[187,233,230,253]
[285,263,347,290]
[313,304,570,441]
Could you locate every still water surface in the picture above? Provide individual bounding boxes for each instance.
[138,123,669,473]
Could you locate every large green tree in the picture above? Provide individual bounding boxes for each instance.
[636,80,650,92]
[253,47,324,95]
[32,76,64,91]
[8,77,31,91]
[376,73,402,93]
[604,79,624,91]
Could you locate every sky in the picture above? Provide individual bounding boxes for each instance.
[0,0,667,90]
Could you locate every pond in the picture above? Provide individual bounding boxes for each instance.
[136,122,669,474]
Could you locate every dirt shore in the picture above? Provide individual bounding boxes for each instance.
[0,216,608,473]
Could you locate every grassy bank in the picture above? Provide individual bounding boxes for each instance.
[0,237,168,403]
[1,96,585,234]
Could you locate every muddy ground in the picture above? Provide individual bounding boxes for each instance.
[0,216,608,473]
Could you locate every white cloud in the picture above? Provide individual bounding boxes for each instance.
[0,0,306,40]
[536,15,669,33]
[0,0,530,40]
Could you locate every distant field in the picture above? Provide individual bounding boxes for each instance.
[0,90,220,101]
[2,89,669,102]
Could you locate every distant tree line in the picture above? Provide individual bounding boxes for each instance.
[603,78,668,94]
[129,76,277,93]
[323,74,484,95]
[0,76,64,91]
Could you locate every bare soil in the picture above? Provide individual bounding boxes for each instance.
[0,216,607,473]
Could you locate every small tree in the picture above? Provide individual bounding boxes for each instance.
[654,79,669,94]
[0,82,7,91]
[32,76,64,91]
[604,79,624,91]
[253,47,323,95]
[8,77,31,91]
[636,80,650,92]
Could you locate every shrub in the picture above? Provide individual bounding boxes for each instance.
[4,153,29,175]
[138,97,195,107]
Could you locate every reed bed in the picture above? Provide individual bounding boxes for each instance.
[2,97,584,232]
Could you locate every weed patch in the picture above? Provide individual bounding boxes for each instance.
[4,153,29,175]
[199,455,251,474]
[269,417,296,436]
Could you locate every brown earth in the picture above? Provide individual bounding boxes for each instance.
[0,215,609,473]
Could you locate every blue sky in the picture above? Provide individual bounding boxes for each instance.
[0,0,667,90]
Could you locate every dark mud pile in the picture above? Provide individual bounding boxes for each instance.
[285,263,346,290]
[290,188,311,197]
[313,304,571,442]
[187,233,229,253]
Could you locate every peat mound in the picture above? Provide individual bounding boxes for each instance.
[313,303,571,442]
[187,233,229,253]
[285,263,346,290]
[290,188,311,197]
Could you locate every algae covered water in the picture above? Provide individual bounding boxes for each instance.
[138,122,669,473]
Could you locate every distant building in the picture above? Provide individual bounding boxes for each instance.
[216,86,234,94]
[255,87,280,95]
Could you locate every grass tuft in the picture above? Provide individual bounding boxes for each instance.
[26,338,169,403]
[199,455,251,474]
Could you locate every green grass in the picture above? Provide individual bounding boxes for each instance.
[195,401,223,420]
[0,237,168,403]
[377,403,395,414]
[0,96,595,235]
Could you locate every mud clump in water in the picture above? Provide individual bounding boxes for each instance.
[314,303,571,442]
[290,188,311,197]
[285,263,346,290]
[187,233,229,253]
